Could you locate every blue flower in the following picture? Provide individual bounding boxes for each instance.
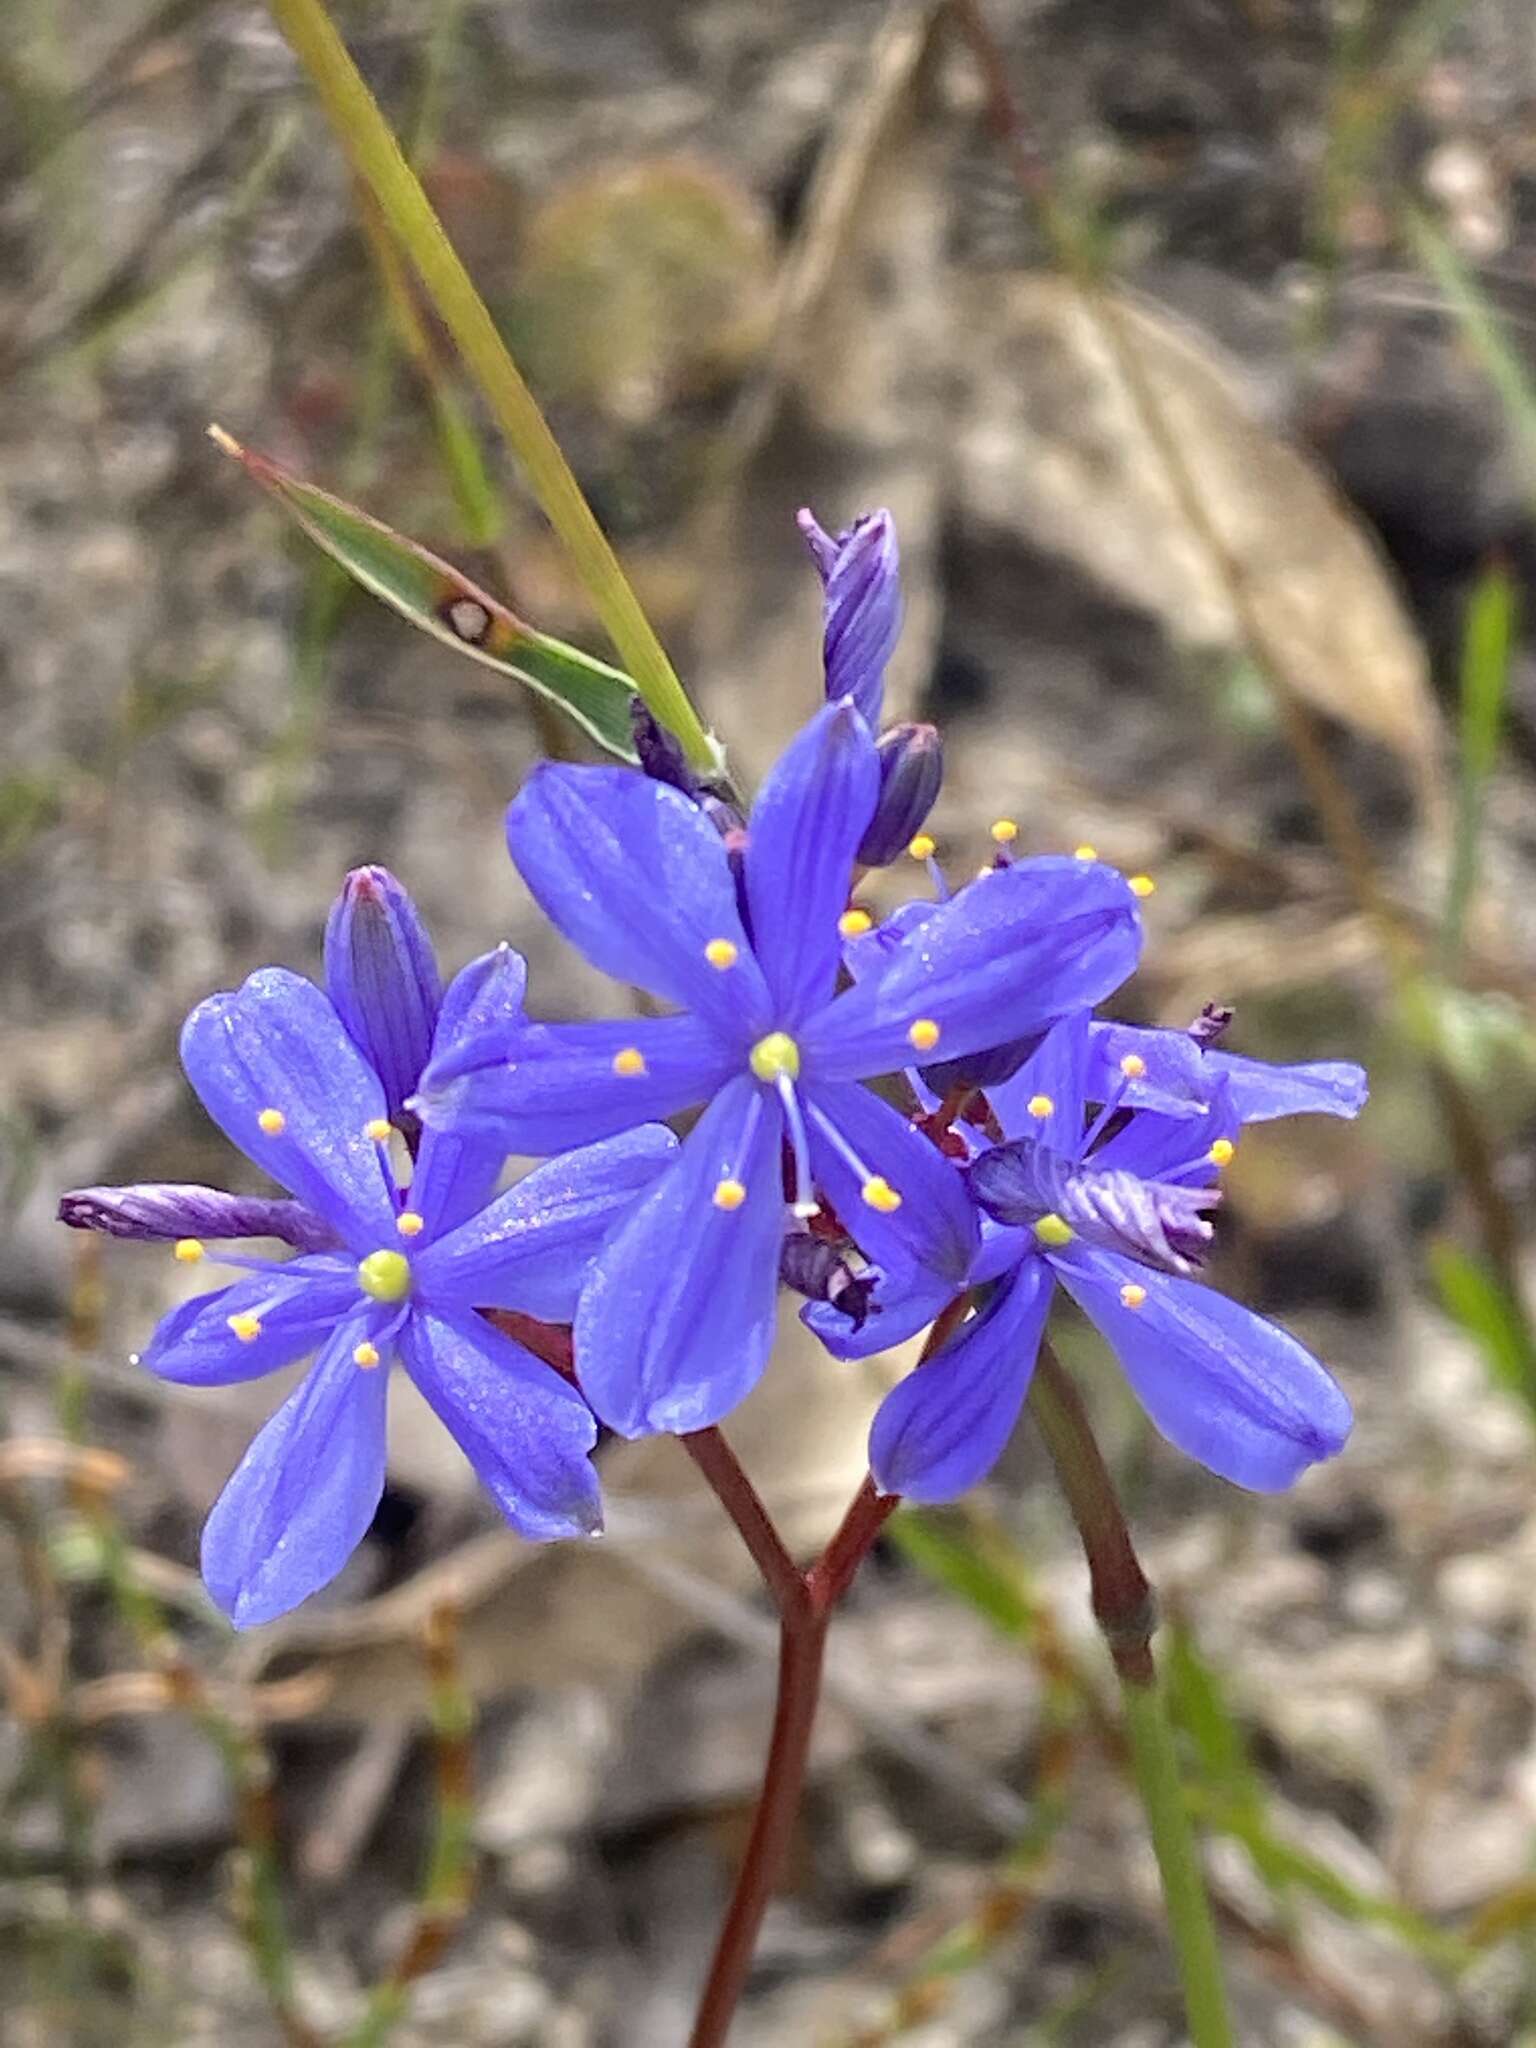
[61,880,676,1628]
[416,700,1144,1438]
[812,1011,1362,1501]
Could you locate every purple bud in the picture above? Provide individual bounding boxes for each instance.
[324,867,442,1118]
[856,722,943,867]
[1189,1003,1235,1048]
[779,1234,879,1332]
[798,506,902,726]
[629,697,700,798]
[58,1184,340,1252]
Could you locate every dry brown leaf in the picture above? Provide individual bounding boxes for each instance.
[956,275,1444,796]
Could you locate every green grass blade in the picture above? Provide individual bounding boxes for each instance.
[1442,560,1516,969]
[1429,1238,1536,1414]
[215,428,639,759]
[263,0,716,774]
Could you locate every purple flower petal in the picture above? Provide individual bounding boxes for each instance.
[408,946,533,1232]
[415,1126,679,1320]
[399,1308,601,1541]
[506,764,771,1039]
[1091,1084,1241,1185]
[1086,1023,1368,1122]
[803,859,1142,1082]
[1052,1247,1352,1490]
[136,1259,360,1386]
[417,1014,733,1154]
[180,970,398,1249]
[988,1012,1093,1142]
[573,1076,784,1436]
[745,701,880,1023]
[324,867,443,1118]
[801,1078,977,1292]
[58,1183,337,1252]
[200,1315,390,1626]
[869,1260,1053,1501]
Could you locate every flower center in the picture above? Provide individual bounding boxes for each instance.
[749,1031,801,1083]
[357,1249,412,1303]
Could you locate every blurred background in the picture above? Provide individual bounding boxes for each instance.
[6,0,1536,2041]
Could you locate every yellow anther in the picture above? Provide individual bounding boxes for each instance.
[704,938,739,970]
[1119,1053,1147,1079]
[358,1249,412,1303]
[908,1018,941,1053]
[227,1311,263,1344]
[908,833,936,861]
[1026,1094,1054,1120]
[257,1107,286,1136]
[173,1238,205,1263]
[838,908,873,939]
[990,818,1019,844]
[713,1178,747,1211]
[352,1341,381,1369]
[1073,843,1098,861]
[1120,1282,1148,1310]
[1033,1213,1075,1248]
[395,1211,425,1238]
[612,1046,647,1077]
[862,1177,902,1214]
[364,1117,392,1143]
[1208,1137,1236,1167]
[1129,874,1156,898]
[749,1031,801,1082]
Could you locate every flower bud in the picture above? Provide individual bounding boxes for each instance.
[920,1029,1044,1095]
[629,697,700,798]
[779,1233,878,1333]
[58,1184,339,1251]
[856,722,943,867]
[798,507,902,726]
[324,867,442,1118]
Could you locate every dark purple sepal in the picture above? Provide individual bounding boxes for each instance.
[323,866,442,1119]
[629,697,701,798]
[920,1029,1045,1095]
[779,1233,879,1332]
[856,721,943,867]
[58,1183,340,1252]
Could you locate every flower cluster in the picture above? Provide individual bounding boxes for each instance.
[63,508,1364,1625]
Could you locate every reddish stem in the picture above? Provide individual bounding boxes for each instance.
[683,1301,971,2045]
[684,1616,829,2048]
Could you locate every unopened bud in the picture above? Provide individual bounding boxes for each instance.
[798,507,902,726]
[920,1029,1044,1095]
[629,697,699,798]
[324,867,442,1118]
[857,722,943,867]
[58,1184,339,1251]
[1188,1002,1235,1048]
[779,1234,879,1333]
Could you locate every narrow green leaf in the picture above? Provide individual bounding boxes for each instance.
[888,1509,1037,1639]
[1442,560,1516,968]
[1429,1238,1536,1415]
[213,428,639,760]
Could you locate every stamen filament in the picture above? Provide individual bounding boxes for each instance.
[806,1101,901,1214]
[774,1074,818,1219]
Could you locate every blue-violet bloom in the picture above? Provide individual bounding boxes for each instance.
[62,889,675,1627]
[417,700,1144,1439]
[811,1010,1362,1500]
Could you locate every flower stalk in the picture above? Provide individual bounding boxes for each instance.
[1028,1343,1235,2048]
